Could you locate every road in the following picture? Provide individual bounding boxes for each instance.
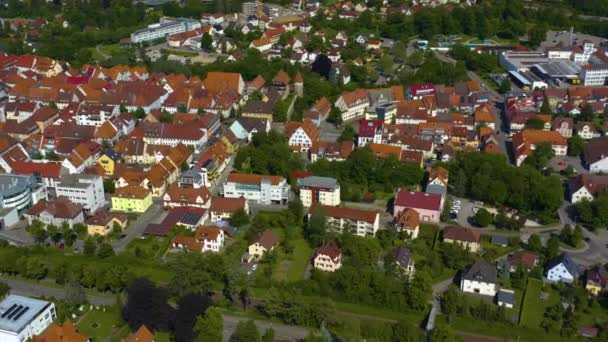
[2,276,115,306]
[222,315,309,342]
[112,203,166,251]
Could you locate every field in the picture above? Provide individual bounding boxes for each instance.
[77,307,123,340]
[124,236,172,259]
[519,278,549,328]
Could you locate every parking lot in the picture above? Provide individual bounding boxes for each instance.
[448,196,483,227]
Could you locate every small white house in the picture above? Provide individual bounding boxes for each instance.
[460,261,497,297]
[545,254,579,283]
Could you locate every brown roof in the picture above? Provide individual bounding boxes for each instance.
[512,129,567,159]
[85,210,128,226]
[252,229,279,249]
[113,186,150,199]
[196,225,222,242]
[368,143,401,159]
[165,185,211,205]
[429,166,448,184]
[394,208,419,230]
[203,71,242,94]
[443,226,481,243]
[285,119,319,143]
[124,325,154,342]
[210,196,246,213]
[311,140,353,159]
[474,103,496,123]
[26,197,83,219]
[227,173,283,185]
[584,136,608,164]
[339,88,368,107]
[33,320,87,342]
[314,240,342,262]
[507,251,539,269]
[317,204,378,223]
[272,69,290,85]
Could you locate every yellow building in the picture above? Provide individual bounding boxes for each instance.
[97,150,122,176]
[111,186,152,213]
[85,210,128,236]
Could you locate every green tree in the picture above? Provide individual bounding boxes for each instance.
[567,135,585,156]
[327,107,343,127]
[306,207,328,245]
[230,209,250,228]
[546,236,560,259]
[524,143,555,170]
[473,208,493,227]
[262,327,275,342]
[0,281,9,299]
[430,325,463,342]
[391,41,408,62]
[201,33,213,51]
[65,280,87,306]
[525,117,546,130]
[498,79,511,93]
[83,238,97,256]
[338,126,356,142]
[132,107,146,119]
[97,242,115,258]
[194,307,223,342]
[231,320,261,342]
[527,234,542,253]
[540,96,552,114]
[103,179,116,194]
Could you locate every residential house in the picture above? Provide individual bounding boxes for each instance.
[171,225,225,253]
[304,97,331,126]
[315,205,380,237]
[162,185,211,209]
[506,251,540,272]
[394,208,420,239]
[357,119,383,147]
[111,186,153,213]
[209,196,248,222]
[584,136,608,172]
[577,121,597,140]
[554,117,574,138]
[62,141,101,174]
[25,196,84,228]
[460,261,497,297]
[229,118,270,142]
[586,266,608,296]
[133,122,206,153]
[246,229,279,261]
[392,246,415,277]
[427,166,448,187]
[545,253,579,283]
[335,89,369,121]
[568,174,608,204]
[124,325,154,342]
[97,149,122,176]
[393,190,444,223]
[310,140,354,162]
[442,226,482,253]
[85,210,128,236]
[297,176,340,207]
[313,240,342,272]
[203,71,245,95]
[497,289,516,309]
[194,140,232,187]
[285,119,319,152]
[512,129,568,166]
[222,173,290,205]
[54,174,105,215]
[33,320,88,342]
[473,103,496,130]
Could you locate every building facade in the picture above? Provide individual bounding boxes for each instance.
[297,176,340,207]
[0,295,56,342]
[223,173,290,205]
[54,174,105,215]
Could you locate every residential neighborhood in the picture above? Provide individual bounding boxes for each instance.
[2,0,608,341]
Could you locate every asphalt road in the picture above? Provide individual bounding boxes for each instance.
[112,203,166,251]
[222,315,309,342]
[2,276,115,306]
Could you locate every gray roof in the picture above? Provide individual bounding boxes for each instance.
[491,235,510,246]
[463,261,497,283]
[56,174,101,189]
[497,290,515,304]
[425,183,447,196]
[0,295,52,333]
[297,176,339,190]
[0,174,35,199]
[546,253,579,278]
[235,117,268,133]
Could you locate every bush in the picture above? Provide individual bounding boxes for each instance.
[474,208,493,227]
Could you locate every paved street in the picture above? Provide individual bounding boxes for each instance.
[112,203,166,251]
[222,315,309,342]
[1,276,115,306]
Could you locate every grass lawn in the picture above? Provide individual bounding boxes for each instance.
[285,239,312,281]
[559,241,585,250]
[519,278,555,328]
[161,48,198,57]
[125,236,171,259]
[77,307,124,340]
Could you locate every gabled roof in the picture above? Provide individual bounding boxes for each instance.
[113,186,150,199]
[210,196,246,213]
[315,204,378,223]
[568,174,608,195]
[251,229,279,249]
[124,325,154,342]
[546,253,578,277]
[394,208,419,230]
[314,240,341,262]
[393,246,413,267]
[285,119,319,142]
[584,136,608,165]
[26,196,82,219]
[462,261,497,283]
[507,251,539,269]
[33,320,87,342]
[227,173,283,186]
[443,226,481,243]
[11,161,62,178]
[394,190,442,211]
[164,185,211,205]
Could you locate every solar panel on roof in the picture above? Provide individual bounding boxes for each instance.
[12,307,29,321]
[6,305,23,320]
[1,304,18,318]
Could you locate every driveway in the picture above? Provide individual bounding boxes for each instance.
[112,204,166,251]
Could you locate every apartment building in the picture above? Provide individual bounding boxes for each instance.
[54,174,105,215]
[314,205,380,237]
[130,17,202,43]
[222,173,290,205]
[297,176,340,207]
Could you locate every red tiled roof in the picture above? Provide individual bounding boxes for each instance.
[12,161,62,178]
[443,226,481,243]
[252,229,279,249]
[394,190,442,211]
[210,196,246,213]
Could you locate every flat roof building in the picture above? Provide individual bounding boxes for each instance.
[0,295,56,342]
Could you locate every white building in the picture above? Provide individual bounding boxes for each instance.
[171,225,225,253]
[54,174,105,215]
[140,123,206,153]
[0,174,43,213]
[315,205,380,237]
[222,173,290,205]
[335,89,369,121]
[581,65,608,86]
[0,295,56,342]
[297,176,340,207]
[130,17,201,43]
[75,104,119,127]
[460,262,497,297]
[545,254,578,283]
[313,240,342,272]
